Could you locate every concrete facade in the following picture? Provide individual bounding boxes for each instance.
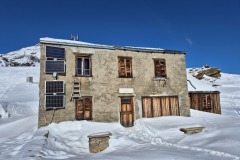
[38,39,190,128]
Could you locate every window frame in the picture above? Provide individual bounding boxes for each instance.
[118,56,133,78]
[153,58,167,78]
[75,96,92,120]
[76,55,92,77]
[202,94,212,109]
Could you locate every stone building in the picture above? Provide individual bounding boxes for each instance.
[38,37,190,128]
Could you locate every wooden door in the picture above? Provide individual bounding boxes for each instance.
[120,97,134,127]
[142,96,179,118]
[76,97,92,120]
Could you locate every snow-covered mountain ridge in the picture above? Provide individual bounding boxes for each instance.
[0,45,40,67]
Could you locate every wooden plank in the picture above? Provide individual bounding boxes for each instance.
[128,113,133,127]
[142,98,152,117]
[170,97,179,116]
[161,97,170,116]
[121,113,127,127]
[152,97,161,117]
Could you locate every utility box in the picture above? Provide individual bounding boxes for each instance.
[26,76,33,83]
[88,132,112,153]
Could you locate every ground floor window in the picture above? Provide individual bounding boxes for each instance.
[76,97,92,120]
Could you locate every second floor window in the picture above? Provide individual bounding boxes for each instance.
[118,57,132,78]
[154,59,166,78]
[77,56,91,76]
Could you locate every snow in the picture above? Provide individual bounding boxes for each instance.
[187,68,218,91]
[0,63,240,159]
[0,45,40,67]
[40,37,165,51]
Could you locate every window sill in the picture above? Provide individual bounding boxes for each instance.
[118,76,133,78]
[75,75,93,77]
[153,77,167,81]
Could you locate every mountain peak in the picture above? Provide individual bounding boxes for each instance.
[0,45,40,67]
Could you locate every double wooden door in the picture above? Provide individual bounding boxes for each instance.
[120,97,134,127]
[76,97,92,120]
[142,96,179,118]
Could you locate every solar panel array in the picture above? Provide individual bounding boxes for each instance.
[45,81,64,94]
[45,60,65,73]
[46,95,65,108]
[46,46,65,59]
[45,46,65,73]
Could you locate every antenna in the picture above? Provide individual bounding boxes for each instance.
[71,34,79,41]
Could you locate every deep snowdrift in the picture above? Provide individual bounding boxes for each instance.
[0,65,240,160]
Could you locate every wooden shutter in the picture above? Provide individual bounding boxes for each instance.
[118,57,132,78]
[154,59,166,78]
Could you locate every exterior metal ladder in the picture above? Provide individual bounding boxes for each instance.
[70,80,81,101]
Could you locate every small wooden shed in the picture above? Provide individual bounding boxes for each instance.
[189,91,221,114]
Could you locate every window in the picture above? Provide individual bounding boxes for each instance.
[121,97,131,104]
[203,94,211,109]
[118,57,132,78]
[77,56,91,76]
[76,97,92,120]
[154,59,166,78]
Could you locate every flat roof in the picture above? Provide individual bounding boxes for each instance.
[40,37,186,54]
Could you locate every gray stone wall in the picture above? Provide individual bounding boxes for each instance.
[38,44,190,128]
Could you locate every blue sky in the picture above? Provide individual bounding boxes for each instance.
[0,0,240,73]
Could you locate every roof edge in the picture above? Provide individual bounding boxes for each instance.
[40,38,186,54]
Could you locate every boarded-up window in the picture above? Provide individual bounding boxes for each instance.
[142,96,179,118]
[77,56,91,76]
[154,59,166,78]
[118,57,132,78]
[76,97,92,120]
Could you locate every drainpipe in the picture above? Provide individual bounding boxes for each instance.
[187,80,196,89]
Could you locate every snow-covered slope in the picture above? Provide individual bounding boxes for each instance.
[0,64,240,160]
[0,45,40,67]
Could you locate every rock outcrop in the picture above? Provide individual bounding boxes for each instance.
[189,65,221,80]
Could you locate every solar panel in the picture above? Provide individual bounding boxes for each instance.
[45,95,65,109]
[45,60,65,73]
[46,46,65,59]
[45,81,64,94]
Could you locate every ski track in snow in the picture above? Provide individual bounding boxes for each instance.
[124,122,240,160]
[0,127,37,159]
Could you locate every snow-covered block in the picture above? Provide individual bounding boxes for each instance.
[88,132,112,153]
[119,88,134,94]
[180,127,205,134]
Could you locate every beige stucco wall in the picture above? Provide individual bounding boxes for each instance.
[38,43,190,128]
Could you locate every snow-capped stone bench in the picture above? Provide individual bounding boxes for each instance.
[180,127,205,134]
[88,132,112,153]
